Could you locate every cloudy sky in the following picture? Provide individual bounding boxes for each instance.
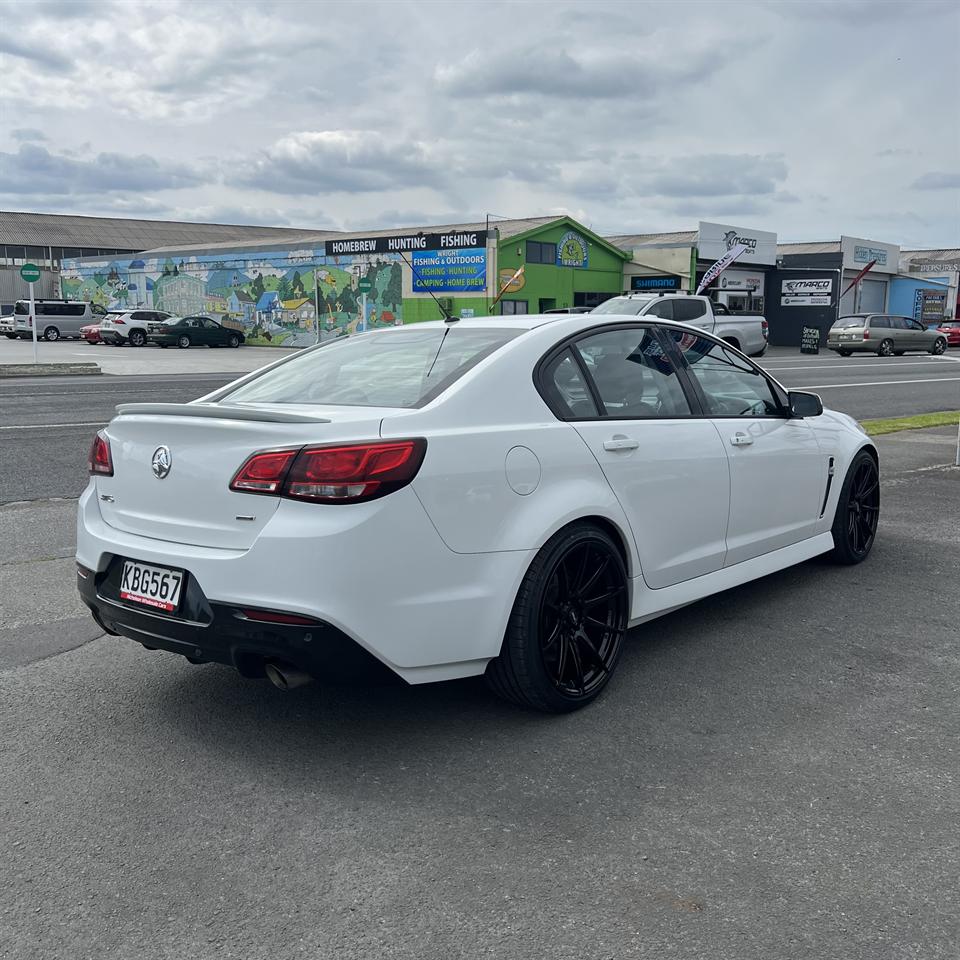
[1,0,958,246]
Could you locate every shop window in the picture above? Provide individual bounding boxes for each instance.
[526,241,557,264]
[500,300,528,315]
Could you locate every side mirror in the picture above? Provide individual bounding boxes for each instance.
[788,390,823,418]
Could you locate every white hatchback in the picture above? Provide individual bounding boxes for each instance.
[77,315,879,712]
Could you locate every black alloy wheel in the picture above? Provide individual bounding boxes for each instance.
[228,334,241,348]
[838,350,852,357]
[931,338,947,355]
[877,339,894,357]
[830,451,880,565]
[128,329,146,347]
[43,326,60,342]
[486,522,628,712]
[177,334,191,349]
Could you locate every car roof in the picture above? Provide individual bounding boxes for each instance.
[366,313,718,336]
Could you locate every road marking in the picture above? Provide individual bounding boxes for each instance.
[800,377,960,389]
[0,421,108,431]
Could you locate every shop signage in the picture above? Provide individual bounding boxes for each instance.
[556,231,589,269]
[498,267,525,292]
[906,259,960,273]
[325,230,488,256]
[719,269,764,291]
[782,278,834,295]
[631,275,680,291]
[410,248,487,293]
[915,289,947,322]
[800,326,821,354]
[782,295,832,306]
[840,235,898,273]
[698,221,777,265]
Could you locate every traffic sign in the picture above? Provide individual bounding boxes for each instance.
[357,278,372,293]
[20,263,41,283]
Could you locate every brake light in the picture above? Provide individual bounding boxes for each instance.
[230,439,426,504]
[88,431,113,475]
[862,329,869,340]
[114,317,125,324]
[761,320,769,340]
[229,449,298,493]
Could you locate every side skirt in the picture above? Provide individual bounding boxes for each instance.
[628,532,835,626]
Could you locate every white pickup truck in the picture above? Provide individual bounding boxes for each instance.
[591,294,769,357]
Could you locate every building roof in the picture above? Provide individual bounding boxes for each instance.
[900,248,960,264]
[777,241,842,255]
[605,231,698,249]
[0,210,329,250]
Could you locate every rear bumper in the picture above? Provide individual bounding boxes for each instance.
[100,330,125,344]
[76,483,532,684]
[77,560,395,682]
[827,340,874,352]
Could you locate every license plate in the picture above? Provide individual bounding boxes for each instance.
[120,560,184,612]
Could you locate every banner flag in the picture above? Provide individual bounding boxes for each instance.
[696,244,748,294]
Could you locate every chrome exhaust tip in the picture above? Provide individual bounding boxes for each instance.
[264,661,313,691]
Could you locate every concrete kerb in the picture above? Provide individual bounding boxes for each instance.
[0,363,101,378]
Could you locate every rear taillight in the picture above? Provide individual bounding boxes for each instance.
[114,317,125,325]
[229,449,298,493]
[761,320,769,340]
[230,439,426,504]
[88,431,113,475]
[862,329,869,339]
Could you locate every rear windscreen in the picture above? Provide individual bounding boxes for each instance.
[220,327,522,408]
[832,316,868,328]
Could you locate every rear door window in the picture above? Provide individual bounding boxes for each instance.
[671,299,707,322]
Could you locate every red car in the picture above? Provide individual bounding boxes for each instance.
[935,320,960,347]
[80,323,102,344]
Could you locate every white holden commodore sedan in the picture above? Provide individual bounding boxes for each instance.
[77,315,880,712]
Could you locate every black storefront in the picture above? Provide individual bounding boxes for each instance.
[763,268,841,347]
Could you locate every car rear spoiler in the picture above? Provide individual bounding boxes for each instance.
[114,402,331,424]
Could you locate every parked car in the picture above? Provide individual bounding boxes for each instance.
[827,314,948,356]
[591,294,768,356]
[933,319,960,347]
[77,314,877,713]
[0,312,15,339]
[80,323,103,344]
[100,309,178,347]
[12,299,107,341]
[148,315,245,349]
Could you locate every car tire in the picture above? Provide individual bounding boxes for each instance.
[128,329,146,347]
[893,351,905,356]
[177,335,191,349]
[43,326,60,342]
[485,522,628,713]
[829,450,880,565]
[4,333,16,340]
[838,349,852,357]
[877,339,894,357]
[931,338,947,355]
[228,334,241,348]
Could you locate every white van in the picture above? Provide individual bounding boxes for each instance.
[13,299,107,341]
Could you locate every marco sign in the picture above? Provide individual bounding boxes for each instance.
[698,221,777,265]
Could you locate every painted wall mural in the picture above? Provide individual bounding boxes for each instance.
[61,233,491,346]
[60,246,408,346]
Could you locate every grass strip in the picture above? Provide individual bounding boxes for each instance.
[860,411,960,436]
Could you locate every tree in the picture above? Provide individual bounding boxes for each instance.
[384,262,402,312]
[291,270,304,298]
[278,276,292,302]
[252,272,265,299]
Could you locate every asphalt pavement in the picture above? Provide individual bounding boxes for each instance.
[1,427,957,959]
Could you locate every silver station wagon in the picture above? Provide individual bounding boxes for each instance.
[827,314,948,357]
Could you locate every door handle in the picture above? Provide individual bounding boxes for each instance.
[729,432,753,447]
[603,436,640,451]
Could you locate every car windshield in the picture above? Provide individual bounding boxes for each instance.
[832,315,869,328]
[220,326,522,408]
[591,297,653,316]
